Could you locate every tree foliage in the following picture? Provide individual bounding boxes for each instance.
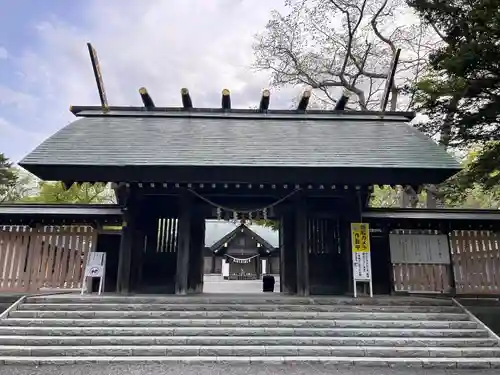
[369,148,500,208]
[254,0,439,110]
[253,219,280,231]
[407,0,500,191]
[0,154,19,203]
[20,182,115,204]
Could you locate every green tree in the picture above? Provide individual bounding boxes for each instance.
[253,219,279,231]
[407,0,500,193]
[0,153,19,203]
[20,182,115,204]
[369,185,429,208]
[439,147,500,208]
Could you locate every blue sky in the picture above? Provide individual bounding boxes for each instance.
[0,0,294,163]
[0,0,87,161]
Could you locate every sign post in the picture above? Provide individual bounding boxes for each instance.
[351,222,373,297]
[81,252,107,295]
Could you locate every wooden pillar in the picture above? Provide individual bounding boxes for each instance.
[280,207,297,294]
[175,192,192,295]
[295,195,309,296]
[211,254,216,274]
[340,221,354,295]
[255,255,259,278]
[129,228,144,292]
[188,210,205,294]
[116,207,134,294]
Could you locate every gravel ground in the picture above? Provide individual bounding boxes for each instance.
[0,363,497,375]
[203,276,280,294]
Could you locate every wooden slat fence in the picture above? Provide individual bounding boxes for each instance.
[390,229,453,294]
[0,225,96,292]
[391,263,452,293]
[390,229,500,295]
[450,230,500,295]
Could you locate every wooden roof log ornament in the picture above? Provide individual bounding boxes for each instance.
[259,89,270,112]
[181,88,193,109]
[86,42,109,113]
[297,89,311,111]
[334,88,352,111]
[221,89,231,110]
[380,48,401,112]
[139,87,155,110]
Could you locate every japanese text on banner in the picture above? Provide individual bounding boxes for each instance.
[351,223,370,253]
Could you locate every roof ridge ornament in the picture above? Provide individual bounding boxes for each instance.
[86,42,109,114]
[297,89,311,112]
[221,89,231,110]
[139,87,155,110]
[181,88,193,109]
[259,89,270,113]
[380,48,402,112]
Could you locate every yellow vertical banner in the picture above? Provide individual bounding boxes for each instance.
[351,223,370,253]
[351,222,372,292]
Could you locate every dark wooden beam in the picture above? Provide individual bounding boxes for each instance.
[22,164,458,187]
[175,191,192,295]
[280,205,297,294]
[188,207,205,294]
[116,207,133,294]
[341,221,354,296]
[69,105,416,120]
[294,193,309,296]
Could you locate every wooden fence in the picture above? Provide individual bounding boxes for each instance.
[390,229,500,295]
[450,230,500,295]
[392,263,452,294]
[0,226,96,292]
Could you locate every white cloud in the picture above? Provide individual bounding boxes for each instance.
[2,0,304,162]
[0,46,8,60]
[0,117,46,161]
[0,86,38,108]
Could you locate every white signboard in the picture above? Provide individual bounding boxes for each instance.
[261,259,267,277]
[222,259,230,278]
[351,223,373,297]
[353,252,371,281]
[81,252,106,295]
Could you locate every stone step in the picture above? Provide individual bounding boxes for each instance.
[0,318,478,329]
[0,345,499,358]
[18,303,462,313]
[25,296,455,306]
[0,326,487,337]
[0,335,496,347]
[9,310,471,321]
[0,356,499,368]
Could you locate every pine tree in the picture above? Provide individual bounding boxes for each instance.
[408,0,500,191]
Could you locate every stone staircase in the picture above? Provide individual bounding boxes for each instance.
[0,294,499,368]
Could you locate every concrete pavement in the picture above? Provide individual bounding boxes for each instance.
[1,363,497,375]
[203,275,280,293]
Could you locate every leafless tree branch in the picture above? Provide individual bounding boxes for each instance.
[253,0,442,110]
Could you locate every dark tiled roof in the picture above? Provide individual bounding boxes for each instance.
[205,220,278,248]
[20,110,460,170]
[0,204,123,216]
[363,208,500,221]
